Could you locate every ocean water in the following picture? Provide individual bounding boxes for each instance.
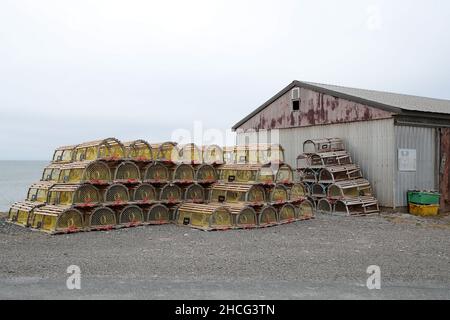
[0,161,49,212]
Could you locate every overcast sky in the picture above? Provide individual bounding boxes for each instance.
[1,0,449,160]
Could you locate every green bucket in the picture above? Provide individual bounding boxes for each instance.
[407,190,440,205]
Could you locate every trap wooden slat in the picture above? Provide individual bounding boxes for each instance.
[152,141,179,164]
[59,160,112,185]
[216,164,275,185]
[51,144,78,164]
[73,138,125,162]
[176,203,233,231]
[123,139,154,162]
[202,145,224,165]
[334,196,380,216]
[8,201,46,227]
[178,143,202,165]
[47,183,101,208]
[327,178,372,200]
[318,165,363,183]
[26,181,55,203]
[303,138,345,154]
[209,183,266,206]
[31,205,84,234]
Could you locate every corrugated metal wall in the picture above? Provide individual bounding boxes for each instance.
[394,125,437,207]
[237,118,396,207]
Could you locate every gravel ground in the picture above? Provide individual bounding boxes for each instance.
[0,212,449,299]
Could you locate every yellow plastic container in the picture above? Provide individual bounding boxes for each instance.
[409,203,439,217]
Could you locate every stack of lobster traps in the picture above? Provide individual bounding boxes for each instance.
[8,139,315,234]
[7,138,221,234]
[297,138,379,216]
[176,144,315,231]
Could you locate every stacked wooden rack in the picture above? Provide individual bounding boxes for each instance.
[8,138,315,234]
[297,138,380,216]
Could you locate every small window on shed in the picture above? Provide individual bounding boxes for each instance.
[291,88,300,111]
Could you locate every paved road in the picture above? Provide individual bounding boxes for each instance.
[1,213,449,299]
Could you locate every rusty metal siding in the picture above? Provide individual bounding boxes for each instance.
[394,125,437,207]
[237,118,396,207]
[237,87,394,131]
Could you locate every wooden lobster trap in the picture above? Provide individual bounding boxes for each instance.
[256,205,279,228]
[176,203,233,231]
[143,204,171,225]
[195,164,217,184]
[183,183,206,203]
[84,207,117,231]
[123,139,154,162]
[318,165,362,183]
[51,144,78,164]
[278,203,297,224]
[41,163,63,182]
[298,151,353,169]
[30,205,84,234]
[334,196,380,216]
[311,183,328,198]
[305,196,317,210]
[222,146,237,164]
[27,181,54,202]
[159,183,183,204]
[296,200,315,220]
[142,162,170,184]
[172,163,195,184]
[303,138,345,154]
[73,138,125,162]
[255,144,285,164]
[217,164,274,185]
[327,179,372,200]
[235,145,253,164]
[178,143,202,164]
[8,201,45,227]
[113,161,141,184]
[226,204,258,229]
[202,145,224,165]
[130,183,157,204]
[273,163,294,184]
[152,141,179,164]
[115,205,144,227]
[103,183,130,206]
[209,183,266,206]
[317,198,334,214]
[298,168,318,183]
[266,184,289,205]
[59,160,111,185]
[289,183,309,203]
[47,183,101,208]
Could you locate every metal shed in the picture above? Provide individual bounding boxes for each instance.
[232,80,450,209]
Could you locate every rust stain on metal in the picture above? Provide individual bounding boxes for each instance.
[440,128,450,211]
[238,87,394,131]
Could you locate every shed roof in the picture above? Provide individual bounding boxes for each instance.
[232,80,450,130]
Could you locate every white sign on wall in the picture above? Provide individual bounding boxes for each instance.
[398,149,417,172]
